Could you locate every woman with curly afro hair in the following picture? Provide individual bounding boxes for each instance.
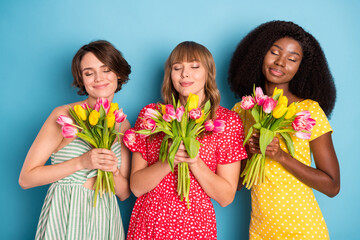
[229,20,340,239]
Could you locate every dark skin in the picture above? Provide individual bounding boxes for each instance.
[240,37,340,197]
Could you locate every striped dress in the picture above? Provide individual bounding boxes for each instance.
[35,138,125,240]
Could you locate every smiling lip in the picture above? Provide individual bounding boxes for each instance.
[93,83,109,89]
[180,82,193,87]
[269,68,284,77]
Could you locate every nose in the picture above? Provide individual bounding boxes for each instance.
[274,56,286,67]
[94,71,102,82]
[181,67,189,78]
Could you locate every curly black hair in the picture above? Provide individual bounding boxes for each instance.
[228,20,336,117]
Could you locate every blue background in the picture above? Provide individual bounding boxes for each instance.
[1,0,359,239]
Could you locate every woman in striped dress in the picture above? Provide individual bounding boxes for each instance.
[19,40,131,240]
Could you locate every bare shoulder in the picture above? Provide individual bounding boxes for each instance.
[51,101,86,118]
[120,119,131,133]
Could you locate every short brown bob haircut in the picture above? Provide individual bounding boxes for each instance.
[71,40,131,96]
[161,41,220,119]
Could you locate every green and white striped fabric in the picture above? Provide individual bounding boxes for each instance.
[35,138,125,240]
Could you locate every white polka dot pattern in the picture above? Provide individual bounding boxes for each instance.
[127,104,247,239]
[233,99,332,240]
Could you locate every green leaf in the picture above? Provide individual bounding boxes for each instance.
[172,120,178,136]
[243,126,253,145]
[186,120,197,136]
[203,100,211,114]
[259,127,275,157]
[183,136,200,159]
[251,107,260,123]
[168,137,182,172]
[279,132,295,157]
[76,132,98,148]
[253,122,261,130]
[136,129,152,135]
[270,115,286,132]
[159,135,170,163]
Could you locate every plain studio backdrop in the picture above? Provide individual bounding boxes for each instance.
[1,0,359,239]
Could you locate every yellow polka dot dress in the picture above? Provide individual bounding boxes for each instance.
[233,99,332,240]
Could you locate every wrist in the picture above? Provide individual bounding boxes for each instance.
[113,168,121,176]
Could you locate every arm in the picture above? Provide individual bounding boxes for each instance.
[19,106,124,190]
[130,152,172,197]
[174,143,240,207]
[111,119,131,201]
[248,132,340,197]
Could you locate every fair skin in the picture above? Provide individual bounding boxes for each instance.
[130,60,240,207]
[243,37,340,197]
[19,52,131,200]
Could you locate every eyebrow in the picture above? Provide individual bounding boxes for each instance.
[273,44,301,57]
[81,65,107,72]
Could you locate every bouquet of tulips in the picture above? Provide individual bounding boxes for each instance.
[124,93,225,208]
[239,86,316,189]
[56,98,127,207]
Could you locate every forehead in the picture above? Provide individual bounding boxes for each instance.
[80,52,104,69]
[272,37,303,55]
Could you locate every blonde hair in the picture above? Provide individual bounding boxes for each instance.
[161,41,220,119]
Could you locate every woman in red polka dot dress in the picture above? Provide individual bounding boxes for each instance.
[125,41,248,240]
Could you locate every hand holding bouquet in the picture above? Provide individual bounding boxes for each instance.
[124,93,225,208]
[240,86,316,189]
[56,98,127,207]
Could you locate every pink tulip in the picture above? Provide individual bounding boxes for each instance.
[165,104,176,120]
[292,111,316,132]
[140,118,156,132]
[56,115,73,126]
[296,110,311,119]
[61,125,78,138]
[81,103,90,110]
[94,103,100,112]
[204,120,214,131]
[240,96,255,110]
[123,129,136,147]
[175,106,185,122]
[305,118,316,131]
[189,108,202,120]
[144,108,160,119]
[162,114,174,122]
[114,109,127,123]
[255,87,267,106]
[262,98,277,114]
[94,98,110,113]
[213,119,226,133]
[295,131,311,140]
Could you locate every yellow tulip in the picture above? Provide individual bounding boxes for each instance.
[272,103,288,118]
[89,110,100,126]
[187,93,199,112]
[74,105,87,121]
[285,102,297,119]
[106,113,115,128]
[109,102,119,114]
[272,87,283,98]
[278,95,288,106]
[161,104,166,115]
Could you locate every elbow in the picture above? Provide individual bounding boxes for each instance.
[117,191,131,201]
[327,183,340,198]
[129,183,143,198]
[217,193,236,207]
[18,175,31,190]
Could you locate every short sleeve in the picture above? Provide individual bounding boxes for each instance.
[127,103,158,161]
[308,101,333,141]
[216,109,248,164]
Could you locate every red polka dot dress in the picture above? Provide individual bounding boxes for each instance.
[126,104,247,240]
